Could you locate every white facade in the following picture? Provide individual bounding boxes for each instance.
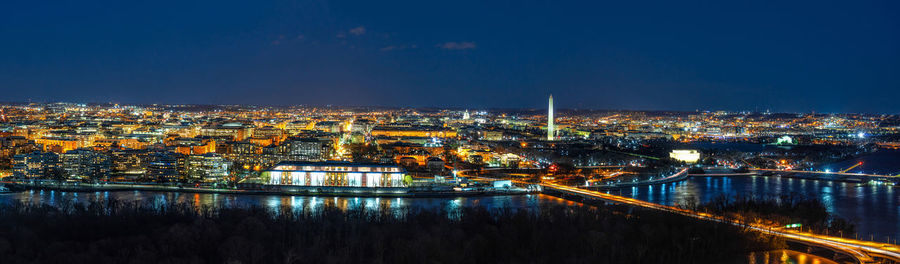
[266,162,406,187]
[669,150,701,163]
[547,94,555,141]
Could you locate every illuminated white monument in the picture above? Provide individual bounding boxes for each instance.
[547,94,554,141]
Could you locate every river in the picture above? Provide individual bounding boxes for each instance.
[5,176,896,240]
[0,190,582,214]
[614,175,899,241]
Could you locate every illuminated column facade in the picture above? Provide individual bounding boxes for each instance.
[547,94,554,141]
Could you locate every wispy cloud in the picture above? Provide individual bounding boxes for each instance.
[349,26,366,36]
[271,33,304,45]
[380,45,400,52]
[380,44,417,52]
[437,41,476,50]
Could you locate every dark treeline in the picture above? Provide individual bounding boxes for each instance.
[0,199,782,264]
[681,193,855,235]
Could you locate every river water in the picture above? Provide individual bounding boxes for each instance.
[614,175,899,241]
[4,176,896,240]
[0,190,581,215]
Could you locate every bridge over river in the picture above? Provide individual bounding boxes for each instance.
[751,168,899,183]
[459,168,900,263]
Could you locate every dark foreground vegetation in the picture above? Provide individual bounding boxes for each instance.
[0,199,782,264]
[682,194,855,235]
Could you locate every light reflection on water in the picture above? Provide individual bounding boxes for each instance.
[746,250,837,264]
[616,176,900,239]
[3,176,897,243]
[0,190,583,217]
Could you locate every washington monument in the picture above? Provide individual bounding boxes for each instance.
[547,94,554,141]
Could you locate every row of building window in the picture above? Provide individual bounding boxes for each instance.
[268,171,404,187]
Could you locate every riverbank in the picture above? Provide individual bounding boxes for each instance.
[0,193,779,264]
[1,181,532,198]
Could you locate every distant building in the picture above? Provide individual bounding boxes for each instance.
[480,130,503,141]
[93,138,147,150]
[109,149,147,181]
[371,126,457,138]
[185,153,231,182]
[146,152,182,182]
[314,121,343,133]
[669,150,701,163]
[13,151,60,178]
[426,157,445,171]
[263,161,406,187]
[774,135,797,145]
[284,120,313,134]
[201,123,253,141]
[0,136,30,147]
[35,137,82,153]
[253,126,285,140]
[284,138,327,161]
[60,149,111,180]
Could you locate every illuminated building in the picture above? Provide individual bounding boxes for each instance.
[264,161,406,187]
[350,119,375,134]
[248,137,274,147]
[185,153,231,182]
[13,151,60,178]
[669,150,701,163]
[109,149,147,180]
[547,94,555,141]
[479,130,503,141]
[171,138,216,155]
[200,123,253,141]
[284,120,314,134]
[146,152,182,182]
[314,121,343,133]
[774,135,797,145]
[252,126,285,144]
[284,138,327,161]
[93,138,147,150]
[35,137,81,153]
[370,126,457,138]
[60,149,111,180]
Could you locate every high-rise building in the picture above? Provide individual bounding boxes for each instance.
[547,94,555,141]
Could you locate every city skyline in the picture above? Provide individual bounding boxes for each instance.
[3,1,900,263]
[2,99,897,115]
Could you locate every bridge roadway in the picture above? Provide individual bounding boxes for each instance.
[460,168,900,263]
[539,182,900,263]
[752,168,897,181]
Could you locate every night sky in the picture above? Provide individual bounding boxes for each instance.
[1,0,898,113]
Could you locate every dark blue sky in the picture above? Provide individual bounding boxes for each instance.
[1,0,898,113]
